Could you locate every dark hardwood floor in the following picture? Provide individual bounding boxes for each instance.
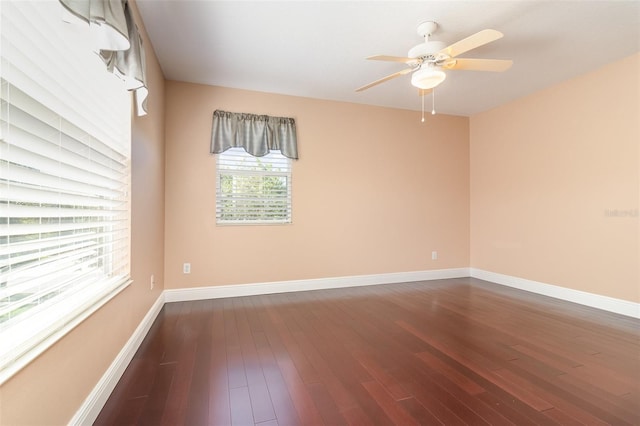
[95,278,640,425]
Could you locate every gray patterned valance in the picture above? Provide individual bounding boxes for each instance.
[59,0,148,116]
[210,110,298,159]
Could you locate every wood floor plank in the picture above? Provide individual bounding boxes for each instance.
[96,278,640,425]
[533,388,612,426]
[252,330,302,425]
[208,386,231,426]
[360,380,419,425]
[273,351,325,424]
[161,301,193,364]
[255,420,279,426]
[552,371,640,424]
[230,386,255,426]
[400,374,468,424]
[405,366,494,425]
[412,352,517,425]
[138,363,177,426]
[253,296,325,425]
[351,350,412,401]
[507,349,571,379]
[224,300,249,390]
[492,349,637,424]
[541,407,586,426]
[490,367,555,411]
[159,312,201,425]
[414,350,485,395]
[185,301,215,425]
[340,405,377,426]
[306,382,349,426]
[290,329,359,411]
[476,390,543,426]
[208,299,232,426]
[397,397,444,425]
[570,363,638,395]
[248,382,277,424]
[260,297,323,386]
[234,298,266,387]
[251,297,308,425]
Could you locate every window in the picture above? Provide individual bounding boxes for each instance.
[0,1,131,382]
[216,148,292,224]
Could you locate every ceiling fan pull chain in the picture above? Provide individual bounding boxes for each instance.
[421,93,425,122]
[432,89,436,115]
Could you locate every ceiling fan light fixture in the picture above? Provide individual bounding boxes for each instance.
[411,67,446,90]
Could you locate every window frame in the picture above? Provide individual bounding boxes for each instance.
[0,0,132,384]
[215,147,292,225]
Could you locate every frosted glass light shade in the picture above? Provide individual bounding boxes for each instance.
[411,67,446,89]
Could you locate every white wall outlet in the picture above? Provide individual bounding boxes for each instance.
[150,274,155,289]
[183,263,191,274]
[431,251,438,261]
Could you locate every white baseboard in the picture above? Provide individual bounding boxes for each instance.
[164,268,470,303]
[69,293,165,426]
[470,268,640,319]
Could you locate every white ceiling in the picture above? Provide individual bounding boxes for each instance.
[136,1,640,117]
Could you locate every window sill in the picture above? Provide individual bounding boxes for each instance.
[0,279,132,386]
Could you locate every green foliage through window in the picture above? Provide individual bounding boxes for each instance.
[216,148,291,224]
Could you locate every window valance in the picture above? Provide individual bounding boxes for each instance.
[58,0,148,116]
[210,110,298,160]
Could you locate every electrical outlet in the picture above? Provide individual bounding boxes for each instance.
[150,274,155,290]
[183,263,191,274]
[431,251,438,261]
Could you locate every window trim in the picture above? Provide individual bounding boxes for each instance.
[0,279,130,385]
[0,0,133,384]
[215,148,292,225]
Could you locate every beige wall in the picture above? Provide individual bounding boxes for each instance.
[0,2,166,424]
[164,82,470,288]
[470,53,639,303]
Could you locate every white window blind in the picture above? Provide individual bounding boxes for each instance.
[216,148,292,224]
[0,0,131,383]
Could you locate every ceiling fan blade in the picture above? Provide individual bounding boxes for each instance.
[355,68,413,92]
[443,58,513,72]
[418,88,433,96]
[439,29,503,58]
[367,55,417,64]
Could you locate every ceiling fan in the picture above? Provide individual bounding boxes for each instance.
[356,21,513,96]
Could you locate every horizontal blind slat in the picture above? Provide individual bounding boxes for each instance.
[3,123,126,182]
[0,157,123,199]
[0,230,114,257]
[0,234,129,283]
[1,141,126,191]
[0,184,126,209]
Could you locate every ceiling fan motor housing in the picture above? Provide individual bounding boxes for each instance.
[408,40,447,60]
